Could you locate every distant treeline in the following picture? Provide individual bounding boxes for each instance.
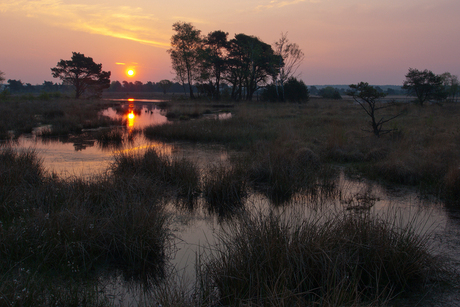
[2,78,407,96]
[1,80,73,94]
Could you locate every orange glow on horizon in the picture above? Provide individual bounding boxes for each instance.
[128,98,134,102]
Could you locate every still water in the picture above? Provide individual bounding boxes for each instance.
[8,101,460,305]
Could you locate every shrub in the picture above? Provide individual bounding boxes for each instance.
[261,77,309,102]
[319,86,342,99]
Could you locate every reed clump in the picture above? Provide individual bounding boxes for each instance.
[246,141,322,203]
[111,147,200,198]
[0,148,173,305]
[202,163,248,216]
[202,210,442,306]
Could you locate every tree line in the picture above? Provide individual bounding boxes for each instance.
[168,22,306,101]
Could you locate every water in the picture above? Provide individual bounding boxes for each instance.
[7,101,460,305]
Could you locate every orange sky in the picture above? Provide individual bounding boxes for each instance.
[1,0,459,85]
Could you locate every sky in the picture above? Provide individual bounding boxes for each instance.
[1,0,459,86]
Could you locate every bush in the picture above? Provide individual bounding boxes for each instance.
[319,86,342,99]
[261,77,309,102]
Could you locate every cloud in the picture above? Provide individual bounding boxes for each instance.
[0,0,170,48]
[255,0,310,11]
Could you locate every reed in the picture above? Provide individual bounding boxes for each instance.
[0,148,173,305]
[202,209,442,306]
[202,162,248,216]
[246,141,322,204]
[111,147,200,198]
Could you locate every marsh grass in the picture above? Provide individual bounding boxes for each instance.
[111,147,201,199]
[201,210,442,306]
[246,141,323,204]
[0,148,174,305]
[0,97,120,139]
[202,163,248,217]
[144,104,277,148]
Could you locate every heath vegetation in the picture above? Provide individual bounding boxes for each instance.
[1,92,459,305]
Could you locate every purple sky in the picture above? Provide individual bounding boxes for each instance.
[1,0,459,85]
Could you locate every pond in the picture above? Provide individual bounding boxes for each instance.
[5,100,460,306]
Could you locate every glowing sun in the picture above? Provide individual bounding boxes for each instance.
[127,69,135,77]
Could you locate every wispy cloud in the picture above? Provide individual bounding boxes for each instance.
[0,0,170,48]
[255,0,311,11]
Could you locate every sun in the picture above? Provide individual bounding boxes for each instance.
[127,69,135,77]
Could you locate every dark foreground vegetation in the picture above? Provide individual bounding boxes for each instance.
[1,94,459,305]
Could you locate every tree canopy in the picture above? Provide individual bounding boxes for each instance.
[402,68,446,105]
[168,22,202,99]
[440,72,460,102]
[51,52,111,99]
[167,22,283,101]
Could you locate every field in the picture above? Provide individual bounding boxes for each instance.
[0,93,459,306]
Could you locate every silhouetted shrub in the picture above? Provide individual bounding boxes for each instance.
[319,86,342,99]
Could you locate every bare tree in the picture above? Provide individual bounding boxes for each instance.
[273,33,304,101]
[347,82,403,137]
[0,70,4,84]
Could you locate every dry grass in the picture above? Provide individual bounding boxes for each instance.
[111,147,201,199]
[0,96,120,138]
[200,209,442,306]
[0,147,173,306]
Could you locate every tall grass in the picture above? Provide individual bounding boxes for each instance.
[202,162,248,217]
[201,210,442,306]
[0,148,173,305]
[246,141,324,204]
[0,97,120,139]
[111,147,201,199]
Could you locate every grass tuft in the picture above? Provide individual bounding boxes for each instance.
[203,210,442,306]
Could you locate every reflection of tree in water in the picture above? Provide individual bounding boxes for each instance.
[39,133,97,151]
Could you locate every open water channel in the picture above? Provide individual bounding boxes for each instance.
[8,99,460,305]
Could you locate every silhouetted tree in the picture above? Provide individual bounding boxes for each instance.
[272,33,304,101]
[262,77,309,102]
[347,82,403,137]
[440,72,460,102]
[225,34,281,101]
[284,77,309,102]
[51,52,110,98]
[402,68,446,105]
[109,81,123,92]
[7,79,23,93]
[168,22,202,99]
[159,79,173,94]
[122,81,134,92]
[134,81,143,92]
[319,86,341,99]
[144,81,156,92]
[309,86,318,95]
[201,30,229,100]
[0,71,4,84]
